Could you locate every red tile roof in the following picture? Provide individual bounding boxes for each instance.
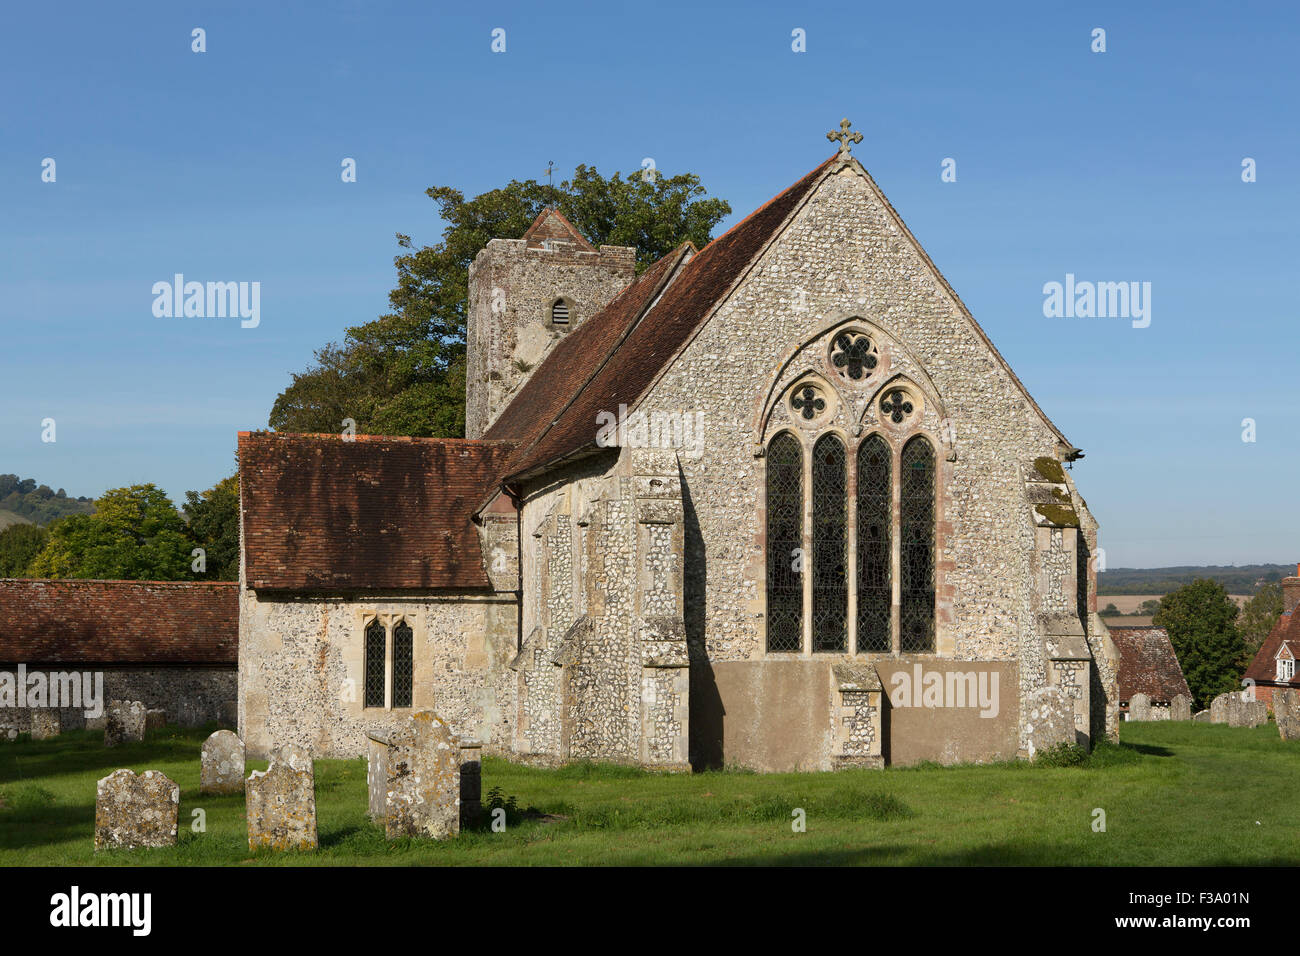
[0,579,237,665]
[1108,626,1192,703]
[490,155,836,480]
[1244,609,1300,687]
[239,432,516,591]
[522,207,596,251]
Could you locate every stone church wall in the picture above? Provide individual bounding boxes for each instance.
[238,590,517,760]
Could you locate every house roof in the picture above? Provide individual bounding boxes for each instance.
[486,155,836,481]
[1107,626,1192,703]
[0,579,237,665]
[1244,610,1300,686]
[238,432,516,591]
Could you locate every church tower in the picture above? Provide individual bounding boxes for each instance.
[465,209,636,438]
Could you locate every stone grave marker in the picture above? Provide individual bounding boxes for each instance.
[201,729,245,794]
[246,756,317,851]
[104,700,146,747]
[94,769,179,850]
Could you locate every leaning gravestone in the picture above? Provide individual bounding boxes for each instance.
[1169,694,1192,722]
[104,700,147,747]
[94,769,179,850]
[1210,693,1232,724]
[246,755,317,851]
[1274,689,1300,742]
[1128,692,1152,722]
[384,711,462,840]
[200,730,245,794]
[30,710,60,740]
[1024,686,1076,758]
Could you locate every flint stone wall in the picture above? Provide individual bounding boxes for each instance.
[94,769,179,850]
[1024,686,1076,758]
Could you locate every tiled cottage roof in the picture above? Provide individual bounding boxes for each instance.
[1243,610,1300,687]
[1107,626,1192,703]
[487,155,837,480]
[0,579,237,664]
[238,432,516,591]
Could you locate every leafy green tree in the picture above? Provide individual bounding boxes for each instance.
[183,475,240,580]
[0,523,50,577]
[1237,583,1283,659]
[268,165,731,437]
[27,485,195,581]
[1099,602,1121,617]
[1153,580,1247,708]
[1137,598,1162,616]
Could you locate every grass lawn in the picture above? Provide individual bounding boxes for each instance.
[1,721,1297,866]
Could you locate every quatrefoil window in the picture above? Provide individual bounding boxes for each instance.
[790,384,827,421]
[831,332,878,381]
[881,389,914,424]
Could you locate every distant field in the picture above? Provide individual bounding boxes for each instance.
[0,510,32,530]
[1098,565,1292,596]
[1098,593,1250,615]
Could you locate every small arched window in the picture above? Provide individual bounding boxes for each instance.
[392,620,414,707]
[856,434,891,652]
[812,433,848,652]
[900,435,936,652]
[364,619,386,708]
[765,432,803,652]
[551,299,570,326]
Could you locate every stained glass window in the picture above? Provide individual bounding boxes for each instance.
[856,434,892,653]
[392,620,413,708]
[364,619,386,708]
[900,436,936,652]
[831,332,878,381]
[791,383,826,421]
[812,434,848,652]
[766,432,804,652]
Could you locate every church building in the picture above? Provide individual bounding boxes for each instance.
[237,125,1118,771]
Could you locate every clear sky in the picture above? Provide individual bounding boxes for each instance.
[1,0,1296,569]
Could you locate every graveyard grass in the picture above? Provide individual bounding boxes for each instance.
[2,722,1298,866]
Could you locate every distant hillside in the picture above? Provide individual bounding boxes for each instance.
[0,475,94,526]
[1098,564,1294,596]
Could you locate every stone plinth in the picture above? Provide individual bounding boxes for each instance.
[1025,686,1076,758]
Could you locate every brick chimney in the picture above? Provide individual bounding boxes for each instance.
[1284,564,1300,615]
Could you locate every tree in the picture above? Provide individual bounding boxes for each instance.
[1153,580,1247,709]
[0,523,50,577]
[183,475,240,580]
[27,485,195,581]
[1137,598,1161,616]
[268,165,731,438]
[1237,583,1283,659]
[1099,602,1121,617]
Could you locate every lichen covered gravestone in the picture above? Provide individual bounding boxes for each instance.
[94,769,179,850]
[1169,694,1191,722]
[1128,692,1152,722]
[200,729,245,794]
[1024,686,1076,758]
[384,711,462,840]
[1227,693,1268,728]
[246,755,317,851]
[1210,693,1231,724]
[104,700,147,747]
[30,710,60,739]
[1274,689,1300,742]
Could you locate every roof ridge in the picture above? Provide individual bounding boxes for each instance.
[241,431,516,445]
[0,578,238,586]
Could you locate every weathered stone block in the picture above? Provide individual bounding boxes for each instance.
[384,711,461,840]
[104,700,146,747]
[1227,694,1268,728]
[94,769,179,850]
[1169,694,1191,722]
[201,729,245,794]
[1274,689,1300,741]
[30,710,60,740]
[246,759,317,851]
[1024,686,1076,758]
[1128,692,1152,721]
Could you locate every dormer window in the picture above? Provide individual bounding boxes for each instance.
[551,299,570,327]
[1280,657,1296,682]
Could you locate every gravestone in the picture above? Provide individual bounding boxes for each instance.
[1169,695,1191,721]
[368,717,479,836]
[1024,686,1076,758]
[1210,693,1232,724]
[94,769,179,850]
[104,700,146,747]
[30,710,60,739]
[1274,689,1300,742]
[201,730,245,794]
[1128,692,1152,722]
[1192,709,1211,723]
[384,711,462,840]
[145,709,166,732]
[246,757,317,851]
[1227,694,1268,728]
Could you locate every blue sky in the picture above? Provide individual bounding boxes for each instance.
[1,0,1296,568]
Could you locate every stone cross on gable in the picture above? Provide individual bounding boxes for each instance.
[827,118,863,157]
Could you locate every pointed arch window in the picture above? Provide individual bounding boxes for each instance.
[765,432,803,652]
[364,619,386,708]
[392,620,414,707]
[900,435,936,653]
[812,434,848,652]
[856,434,892,652]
